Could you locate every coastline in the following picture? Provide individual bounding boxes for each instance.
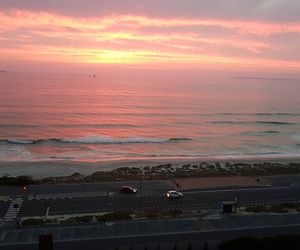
[1,156,300,178]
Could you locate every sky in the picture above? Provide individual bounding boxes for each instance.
[0,0,300,73]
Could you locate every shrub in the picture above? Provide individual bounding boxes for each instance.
[142,211,159,219]
[163,209,183,217]
[0,175,36,186]
[246,206,268,213]
[271,205,288,213]
[64,216,94,224]
[281,203,300,209]
[22,218,45,226]
[246,204,290,213]
[97,212,132,222]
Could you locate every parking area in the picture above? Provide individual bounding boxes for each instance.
[1,213,300,246]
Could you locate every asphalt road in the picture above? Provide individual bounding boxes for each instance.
[1,177,300,249]
[0,181,171,197]
[1,177,300,219]
[14,185,300,217]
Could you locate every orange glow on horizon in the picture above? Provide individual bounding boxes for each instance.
[0,9,300,70]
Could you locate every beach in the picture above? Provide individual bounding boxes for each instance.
[1,157,300,181]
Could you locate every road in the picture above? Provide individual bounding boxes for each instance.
[1,176,300,220]
[0,180,170,197]
[14,185,300,217]
[1,177,300,249]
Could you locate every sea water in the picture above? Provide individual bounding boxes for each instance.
[1,72,300,162]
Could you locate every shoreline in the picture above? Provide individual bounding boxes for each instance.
[0,156,300,179]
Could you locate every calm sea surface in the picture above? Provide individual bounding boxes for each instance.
[1,72,300,162]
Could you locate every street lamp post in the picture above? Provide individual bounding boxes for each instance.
[234,171,239,213]
[139,166,143,214]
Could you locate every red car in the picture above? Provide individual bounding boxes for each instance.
[120,186,137,194]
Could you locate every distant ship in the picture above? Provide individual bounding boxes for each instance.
[89,74,96,77]
[0,70,6,73]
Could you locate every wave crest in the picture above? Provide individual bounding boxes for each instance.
[211,121,296,125]
[217,112,300,116]
[61,135,168,144]
[0,135,192,145]
[241,130,280,136]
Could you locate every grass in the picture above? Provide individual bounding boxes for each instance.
[245,202,300,213]
[20,209,185,228]
[96,211,132,222]
[138,209,183,219]
[62,215,94,224]
[22,218,45,226]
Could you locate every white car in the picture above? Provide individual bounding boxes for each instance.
[166,190,183,198]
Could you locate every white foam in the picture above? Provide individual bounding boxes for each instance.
[8,139,34,144]
[293,134,300,142]
[61,135,168,144]
[0,145,34,161]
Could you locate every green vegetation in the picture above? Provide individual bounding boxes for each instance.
[0,175,36,186]
[246,203,300,213]
[20,209,185,227]
[140,209,183,219]
[62,215,94,224]
[96,211,132,222]
[22,218,45,226]
[280,202,300,210]
[95,209,183,222]
[219,235,300,250]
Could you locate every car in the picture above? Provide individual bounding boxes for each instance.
[120,186,137,194]
[166,190,183,198]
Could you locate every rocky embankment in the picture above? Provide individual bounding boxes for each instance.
[39,162,300,184]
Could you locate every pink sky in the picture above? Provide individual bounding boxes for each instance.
[0,1,300,73]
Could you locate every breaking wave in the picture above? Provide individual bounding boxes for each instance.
[211,121,296,125]
[216,112,300,116]
[240,130,280,136]
[0,135,192,145]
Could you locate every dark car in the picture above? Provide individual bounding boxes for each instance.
[120,186,137,194]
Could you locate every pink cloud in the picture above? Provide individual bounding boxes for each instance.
[0,9,300,69]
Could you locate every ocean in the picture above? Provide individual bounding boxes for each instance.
[1,72,300,163]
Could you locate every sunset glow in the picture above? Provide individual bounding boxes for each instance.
[1,2,300,71]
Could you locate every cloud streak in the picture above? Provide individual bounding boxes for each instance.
[0,8,300,69]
